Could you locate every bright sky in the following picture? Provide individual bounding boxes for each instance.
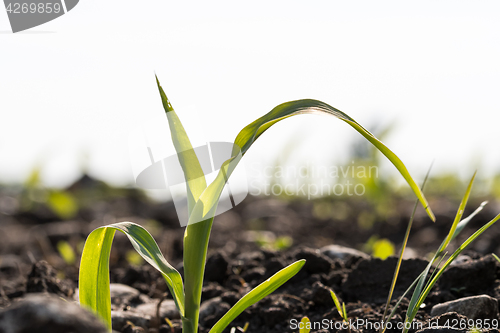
[1,1,500,193]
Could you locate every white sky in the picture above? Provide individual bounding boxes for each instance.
[1,1,500,191]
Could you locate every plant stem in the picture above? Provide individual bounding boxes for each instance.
[182,217,214,333]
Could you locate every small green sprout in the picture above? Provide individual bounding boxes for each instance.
[56,240,76,265]
[78,76,435,333]
[492,253,500,263]
[230,322,249,333]
[330,288,349,332]
[299,316,311,333]
[256,233,293,251]
[372,238,395,260]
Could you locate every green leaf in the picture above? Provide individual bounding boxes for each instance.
[330,289,343,318]
[189,98,435,227]
[156,76,207,217]
[451,200,487,242]
[79,222,185,330]
[78,227,114,330]
[300,316,311,333]
[440,171,476,251]
[156,77,213,332]
[209,260,306,333]
[492,253,500,263]
[342,302,348,321]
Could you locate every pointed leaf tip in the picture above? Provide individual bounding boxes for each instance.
[155,76,174,113]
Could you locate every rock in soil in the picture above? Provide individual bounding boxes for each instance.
[26,260,74,298]
[0,293,108,333]
[430,295,499,320]
[320,244,370,260]
[438,255,497,296]
[112,309,151,331]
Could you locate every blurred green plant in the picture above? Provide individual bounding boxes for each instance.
[125,250,144,266]
[56,240,76,265]
[255,233,293,251]
[372,239,395,260]
[21,168,79,220]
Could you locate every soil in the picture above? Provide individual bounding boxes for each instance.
[1,175,500,333]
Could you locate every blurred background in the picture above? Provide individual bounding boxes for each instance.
[1,0,500,188]
[1,0,500,266]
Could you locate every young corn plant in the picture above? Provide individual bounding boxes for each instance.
[78,76,435,333]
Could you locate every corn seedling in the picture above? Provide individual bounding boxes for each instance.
[492,253,500,263]
[78,76,435,333]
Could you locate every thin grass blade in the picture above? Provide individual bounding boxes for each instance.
[440,171,476,251]
[330,289,343,317]
[209,260,306,333]
[380,164,433,333]
[493,253,500,263]
[451,200,487,242]
[79,222,185,330]
[404,212,500,332]
[406,172,476,322]
[385,251,446,328]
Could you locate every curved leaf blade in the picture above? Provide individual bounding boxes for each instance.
[79,227,115,330]
[79,222,185,330]
[189,99,435,226]
[209,259,306,333]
